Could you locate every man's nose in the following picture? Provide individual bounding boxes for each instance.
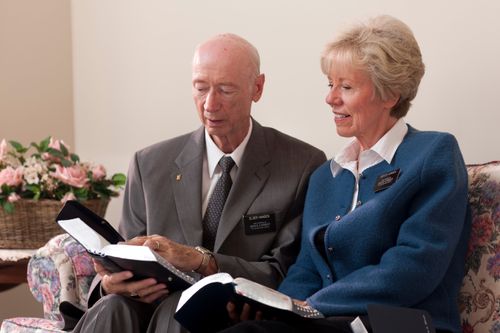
[204,91,219,112]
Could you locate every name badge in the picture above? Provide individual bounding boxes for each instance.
[243,213,276,235]
[374,169,401,192]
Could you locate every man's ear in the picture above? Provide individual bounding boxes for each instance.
[252,74,265,102]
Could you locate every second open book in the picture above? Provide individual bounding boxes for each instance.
[175,272,323,332]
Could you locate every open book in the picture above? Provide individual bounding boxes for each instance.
[174,272,323,332]
[56,200,197,292]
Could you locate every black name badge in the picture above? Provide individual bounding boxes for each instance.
[243,213,276,235]
[374,169,401,192]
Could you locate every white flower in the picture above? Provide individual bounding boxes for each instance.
[24,167,40,185]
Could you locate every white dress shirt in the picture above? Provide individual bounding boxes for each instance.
[330,118,408,211]
[201,120,252,216]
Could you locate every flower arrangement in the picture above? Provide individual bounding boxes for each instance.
[0,137,126,213]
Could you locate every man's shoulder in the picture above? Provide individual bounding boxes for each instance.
[260,125,323,155]
[135,129,201,159]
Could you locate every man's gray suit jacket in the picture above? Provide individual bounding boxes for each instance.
[89,119,325,306]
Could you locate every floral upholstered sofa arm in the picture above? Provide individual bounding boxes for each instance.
[28,233,95,322]
[459,161,500,333]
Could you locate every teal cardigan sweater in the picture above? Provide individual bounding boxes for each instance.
[278,127,471,333]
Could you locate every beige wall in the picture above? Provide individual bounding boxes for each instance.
[0,0,74,147]
[0,0,73,321]
[71,0,500,227]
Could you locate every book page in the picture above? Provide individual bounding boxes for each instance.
[233,277,292,311]
[176,272,234,311]
[58,218,109,251]
[99,244,157,261]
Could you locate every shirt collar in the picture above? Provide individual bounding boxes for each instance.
[205,119,252,177]
[330,118,408,177]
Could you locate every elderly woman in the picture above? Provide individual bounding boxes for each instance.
[221,15,470,333]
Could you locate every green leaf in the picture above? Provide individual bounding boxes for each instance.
[60,158,73,167]
[73,187,89,199]
[40,137,51,152]
[47,147,65,159]
[30,142,41,152]
[25,184,41,194]
[9,140,28,154]
[3,201,14,214]
[112,173,127,186]
[70,153,80,163]
[60,142,69,156]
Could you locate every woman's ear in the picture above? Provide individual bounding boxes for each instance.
[383,93,400,111]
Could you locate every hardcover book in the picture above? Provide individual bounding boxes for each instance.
[56,200,197,292]
[175,272,323,332]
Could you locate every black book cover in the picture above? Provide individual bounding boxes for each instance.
[56,200,197,292]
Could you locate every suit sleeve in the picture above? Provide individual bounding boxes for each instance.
[307,135,470,315]
[118,152,148,239]
[86,153,147,307]
[214,149,326,288]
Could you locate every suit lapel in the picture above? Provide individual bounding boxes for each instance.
[172,127,205,246]
[214,120,271,251]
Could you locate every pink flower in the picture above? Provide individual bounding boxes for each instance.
[42,137,70,161]
[0,139,8,160]
[61,191,77,203]
[51,165,88,188]
[0,166,24,187]
[8,193,20,203]
[48,137,69,152]
[91,164,107,181]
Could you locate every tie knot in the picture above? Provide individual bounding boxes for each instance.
[219,156,235,173]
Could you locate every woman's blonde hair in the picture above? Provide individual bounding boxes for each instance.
[321,15,425,118]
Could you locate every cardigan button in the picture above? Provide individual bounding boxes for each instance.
[326,274,331,280]
[327,246,334,253]
[356,200,362,207]
[335,215,341,221]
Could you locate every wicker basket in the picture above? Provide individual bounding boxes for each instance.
[0,199,109,249]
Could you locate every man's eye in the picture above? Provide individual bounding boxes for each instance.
[328,83,333,88]
[220,89,235,95]
[342,85,352,90]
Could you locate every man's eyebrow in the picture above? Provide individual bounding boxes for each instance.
[219,83,238,88]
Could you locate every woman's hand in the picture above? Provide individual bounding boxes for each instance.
[226,302,263,323]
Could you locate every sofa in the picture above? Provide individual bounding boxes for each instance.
[1,161,499,333]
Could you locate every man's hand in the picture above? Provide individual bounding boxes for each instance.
[127,235,212,273]
[93,260,169,304]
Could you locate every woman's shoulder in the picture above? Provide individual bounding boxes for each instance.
[404,125,459,149]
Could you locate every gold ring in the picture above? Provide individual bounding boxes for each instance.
[154,240,160,250]
[130,292,138,297]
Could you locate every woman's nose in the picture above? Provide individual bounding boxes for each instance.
[325,87,341,106]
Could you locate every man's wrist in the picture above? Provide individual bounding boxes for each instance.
[193,246,213,274]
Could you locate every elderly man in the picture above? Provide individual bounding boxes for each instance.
[72,33,325,333]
